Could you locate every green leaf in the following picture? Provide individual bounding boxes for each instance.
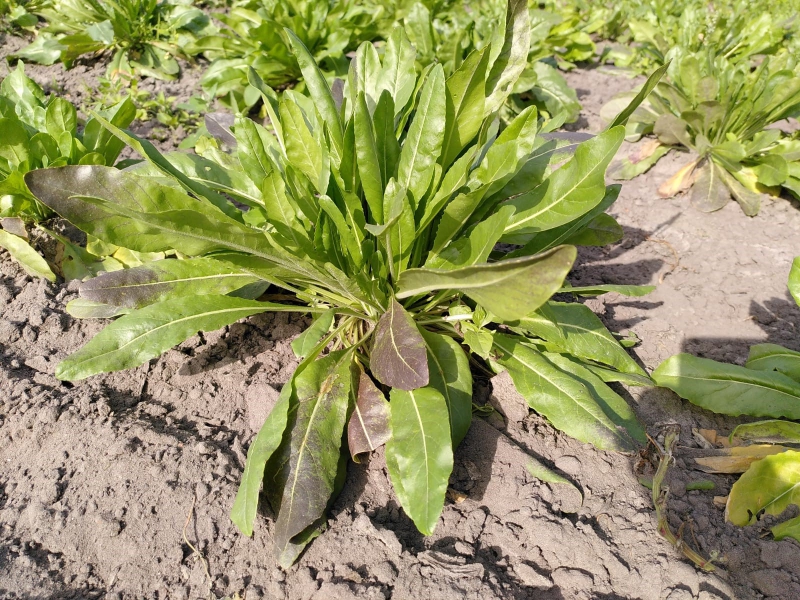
[731,420,800,445]
[791,257,800,306]
[280,96,326,195]
[78,257,261,309]
[441,47,490,169]
[272,349,354,563]
[607,62,670,129]
[484,0,531,114]
[727,450,800,526]
[378,27,416,116]
[347,368,391,461]
[291,309,335,360]
[386,386,453,535]
[746,344,800,382]
[354,92,384,223]
[420,329,473,447]
[505,128,624,240]
[397,245,576,321]
[86,113,241,221]
[397,65,446,207]
[373,91,400,191]
[427,206,515,270]
[285,29,343,155]
[55,295,311,381]
[772,515,800,544]
[493,334,639,451]
[511,302,648,376]
[652,354,800,418]
[562,213,623,247]
[610,144,670,180]
[0,230,56,282]
[559,284,656,297]
[231,379,292,536]
[45,98,78,139]
[370,298,429,390]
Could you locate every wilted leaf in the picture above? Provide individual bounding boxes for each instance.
[347,369,391,461]
[731,420,800,445]
[695,445,789,473]
[727,450,800,526]
[272,350,354,562]
[690,160,730,213]
[371,298,429,390]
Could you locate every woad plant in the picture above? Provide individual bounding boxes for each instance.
[26,0,662,565]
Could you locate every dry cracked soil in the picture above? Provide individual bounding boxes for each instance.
[2,37,800,600]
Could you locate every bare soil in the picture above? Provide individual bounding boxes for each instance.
[2,41,800,600]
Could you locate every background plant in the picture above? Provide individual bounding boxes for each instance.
[0,0,43,32]
[187,0,383,110]
[653,257,800,543]
[604,50,800,215]
[0,62,135,281]
[15,0,216,80]
[25,2,662,566]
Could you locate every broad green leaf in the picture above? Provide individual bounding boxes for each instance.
[427,206,515,270]
[397,245,576,321]
[354,92,384,223]
[484,0,531,114]
[231,378,292,536]
[78,257,261,309]
[691,160,730,213]
[610,144,670,180]
[86,113,241,221]
[371,298,429,390]
[378,27,416,116]
[512,302,648,376]
[386,387,453,535]
[789,256,800,306]
[272,349,353,561]
[373,91,400,190]
[652,354,800,418]
[291,309,335,360]
[420,329,473,447]
[504,128,624,240]
[0,230,56,281]
[285,29,343,154]
[746,344,800,382]
[45,98,77,139]
[56,295,312,381]
[235,116,278,189]
[559,284,656,297]
[507,184,621,258]
[397,65,446,207]
[280,96,326,194]
[347,368,391,461]
[727,451,800,526]
[493,334,639,451]
[772,515,800,544]
[545,351,646,445]
[441,47,490,169]
[562,213,623,247]
[718,167,761,217]
[731,420,800,445]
